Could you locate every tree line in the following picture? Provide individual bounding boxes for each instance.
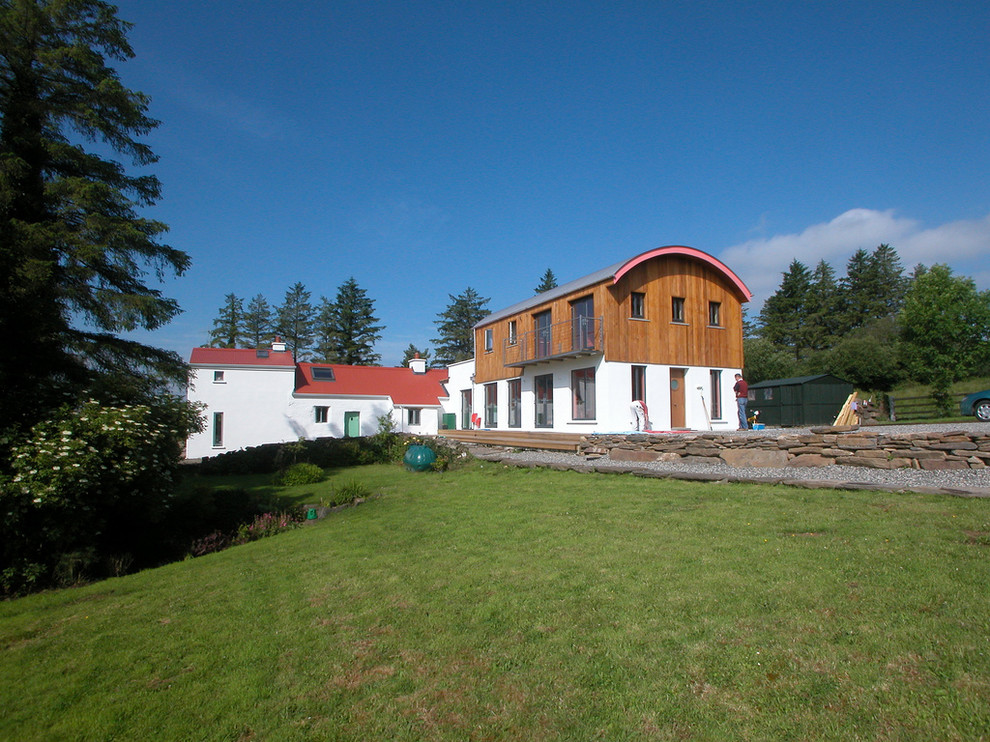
[749,244,990,413]
[208,282,495,369]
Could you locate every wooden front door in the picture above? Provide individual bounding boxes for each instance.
[669,369,686,428]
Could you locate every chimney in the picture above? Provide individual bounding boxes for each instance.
[271,336,287,353]
[408,353,426,374]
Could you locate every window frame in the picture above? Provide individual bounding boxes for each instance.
[631,365,646,403]
[314,405,329,424]
[407,408,421,426]
[213,370,225,383]
[708,301,722,327]
[212,411,224,448]
[484,328,494,354]
[630,291,646,319]
[507,378,522,428]
[671,296,686,324]
[571,367,596,421]
[484,382,498,427]
[709,370,722,420]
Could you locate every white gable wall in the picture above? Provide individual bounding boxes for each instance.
[186,365,298,459]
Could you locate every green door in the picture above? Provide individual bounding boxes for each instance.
[344,411,360,438]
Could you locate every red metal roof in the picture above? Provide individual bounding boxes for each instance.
[189,347,296,367]
[295,363,449,406]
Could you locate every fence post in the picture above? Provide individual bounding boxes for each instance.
[890,397,896,422]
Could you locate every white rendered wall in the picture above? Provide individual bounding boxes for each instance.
[452,359,742,435]
[186,365,297,459]
[441,359,476,429]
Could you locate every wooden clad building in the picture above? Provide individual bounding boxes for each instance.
[454,246,752,433]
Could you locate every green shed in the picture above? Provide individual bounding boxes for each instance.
[747,374,853,427]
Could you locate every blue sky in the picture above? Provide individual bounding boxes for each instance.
[114,0,990,366]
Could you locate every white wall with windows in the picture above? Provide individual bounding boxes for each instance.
[187,367,445,459]
[186,364,297,459]
[442,358,742,434]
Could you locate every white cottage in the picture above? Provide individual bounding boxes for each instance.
[185,343,449,459]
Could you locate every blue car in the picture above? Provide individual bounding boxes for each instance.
[960,389,990,421]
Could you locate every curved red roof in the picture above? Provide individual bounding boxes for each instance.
[613,245,753,301]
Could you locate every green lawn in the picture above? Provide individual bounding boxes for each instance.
[2,462,990,740]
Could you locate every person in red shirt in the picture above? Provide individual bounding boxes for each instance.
[734,373,749,430]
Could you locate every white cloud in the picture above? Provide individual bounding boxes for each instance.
[720,209,990,309]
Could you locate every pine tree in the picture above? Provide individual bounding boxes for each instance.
[208,294,246,348]
[314,278,384,365]
[275,282,314,360]
[433,287,490,366]
[243,294,273,348]
[757,260,811,359]
[534,268,558,294]
[839,244,907,333]
[804,260,841,350]
[0,0,189,430]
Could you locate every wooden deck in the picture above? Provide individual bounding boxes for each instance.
[440,429,588,452]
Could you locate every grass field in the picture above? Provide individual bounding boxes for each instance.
[2,461,990,740]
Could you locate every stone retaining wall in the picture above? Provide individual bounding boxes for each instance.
[581,427,990,470]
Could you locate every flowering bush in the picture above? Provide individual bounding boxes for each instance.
[231,511,302,545]
[0,396,202,593]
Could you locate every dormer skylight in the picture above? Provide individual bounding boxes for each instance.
[311,367,335,381]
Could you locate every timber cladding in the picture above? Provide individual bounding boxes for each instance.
[474,253,746,383]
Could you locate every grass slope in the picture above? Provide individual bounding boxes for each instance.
[2,462,990,740]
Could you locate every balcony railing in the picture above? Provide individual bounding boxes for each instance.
[502,316,604,367]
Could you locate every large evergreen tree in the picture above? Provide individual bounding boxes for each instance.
[314,278,383,365]
[243,293,273,348]
[432,287,490,366]
[208,293,246,348]
[0,0,189,430]
[804,260,842,350]
[757,260,811,359]
[838,244,906,334]
[275,282,314,360]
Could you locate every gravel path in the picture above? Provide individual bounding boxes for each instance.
[464,423,990,498]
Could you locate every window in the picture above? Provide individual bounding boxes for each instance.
[571,368,596,420]
[508,378,522,428]
[708,301,722,327]
[213,370,225,383]
[212,412,224,448]
[256,349,269,358]
[535,310,552,358]
[571,295,595,350]
[407,408,421,425]
[312,367,335,381]
[315,406,328,423]
[508,320,517,346]
[535,374,553,428]
[484,383,498,427]
[710,370,722,419]
[484,328,494,353]
[671,297,685,323]
[461,390,473,430]
[631,365,646,403]
[630,292,645,319]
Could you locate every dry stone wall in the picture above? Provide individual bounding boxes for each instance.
[581,427,990,470]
